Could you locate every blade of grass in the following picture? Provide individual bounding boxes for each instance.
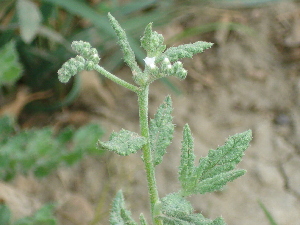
[258,200,278,225]
[42,0,113,35]
[115,0,156,15]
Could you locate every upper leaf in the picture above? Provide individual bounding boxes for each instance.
[110,190,137,225]
[157,41,213,63]
[149,96,174,166]
[97,129,146,156]
[158,192,226,225]
[108,13,142,83]
[179,125,252,196]
[141,23,166,57]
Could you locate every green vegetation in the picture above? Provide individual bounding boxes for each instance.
[0,203,57,225]
[0,115,104,181]
[58,13,252,225]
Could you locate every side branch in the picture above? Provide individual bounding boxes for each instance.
[94,65,139,93]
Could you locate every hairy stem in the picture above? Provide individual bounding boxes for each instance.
[94,64,139,93]
[137,85,162,225]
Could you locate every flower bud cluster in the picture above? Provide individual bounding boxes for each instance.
[146,57,187,84]
[58,55,86,83]
[71,41,100,64]
[160,59,187,80]
[170,61,187,80]
[58,41,101,83]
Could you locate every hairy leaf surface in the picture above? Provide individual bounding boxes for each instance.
[108,13,142,77]
[149,96,174,166]
[98,129,146,156]
[178,125,197,195]
[110,190,137,225]
[179,125,252,196]
[157,41,213,63]
[159,192,226,225]
[139,214,148,225]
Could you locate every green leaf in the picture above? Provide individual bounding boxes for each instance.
[0,116,15,142]
[195,130,252,194]
[33,160,59,178]
[107,13,142,78]
[56,126,74,144]
[159,192,226,225]
[110,190,137,225]
[195,169,246,194]
[158,41,213,63]
[139,214,148,225]
[16,0,42,43]
[61,148,84,166]
[178,124,197,195]
[0,41,23,86]
[179,125,252,196]
[72,123,105,154]
[150,95,174,166]
[14,204,57,225]
[141,23,166,57]
[98,129,146,156]
[0,203,11,225]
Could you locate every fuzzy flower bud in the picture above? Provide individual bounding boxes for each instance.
[71,41,100,64]
[58,55,87,83]
[172,61,187,79]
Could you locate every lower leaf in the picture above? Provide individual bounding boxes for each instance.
[110,190,137,225]
[98,129,146,156]
[159,192,226,225]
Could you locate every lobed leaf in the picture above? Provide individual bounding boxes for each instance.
[110,190,137,225]
[158,41,213,63]
[179,126,252,196]
[195,130,252,194]
[158,192,226,225]
[149,96,174,166]
[97,129,146,156]
[195,170,246,194]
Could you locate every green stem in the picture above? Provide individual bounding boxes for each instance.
[137,85,163,225]
[94,64,139,93]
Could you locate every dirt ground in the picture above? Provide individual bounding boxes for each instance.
[1,1,300,225]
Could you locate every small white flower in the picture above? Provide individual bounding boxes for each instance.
[144,57,156,68]
[164,57,170,63]
[167,65,172,69]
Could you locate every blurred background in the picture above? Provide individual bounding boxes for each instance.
[1,0,300,224]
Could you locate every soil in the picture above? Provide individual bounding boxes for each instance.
[1,2,300,225]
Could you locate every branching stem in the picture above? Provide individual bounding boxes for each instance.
[94,64,139,93]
